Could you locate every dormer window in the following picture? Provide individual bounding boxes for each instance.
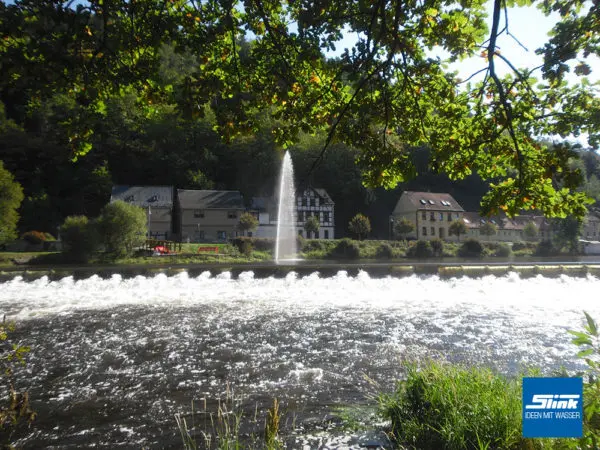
[428,200,435,205]
[148,195,158,202]
[420,199,427,205]
[124,195,134,202]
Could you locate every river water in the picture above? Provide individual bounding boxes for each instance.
[1,271,598,448]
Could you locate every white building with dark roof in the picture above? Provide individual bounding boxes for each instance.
[250,187,335,239]
[110,185,174,239]
[391,191,464,240]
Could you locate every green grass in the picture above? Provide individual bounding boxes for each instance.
[378,361,554,450]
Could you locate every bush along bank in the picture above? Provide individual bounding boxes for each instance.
[377,313,600,450]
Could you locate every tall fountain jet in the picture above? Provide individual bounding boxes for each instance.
[275,151,298,263]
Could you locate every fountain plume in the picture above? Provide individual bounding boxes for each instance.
[275,151,298,263]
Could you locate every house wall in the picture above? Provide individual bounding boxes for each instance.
[415,209,463,241]
[296,190,335,239]
[145,207,172,239]
[393,209,462,241]
[180,208,244,242]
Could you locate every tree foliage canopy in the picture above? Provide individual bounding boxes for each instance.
[0,161,24,245]
[0,0,598,220]
[304,215,320,236]
[349,213,371,240]
[97,201,147,257]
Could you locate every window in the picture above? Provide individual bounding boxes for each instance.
[315,231,319,239]
[310,198,316,207]
[198,230,205,240]
[448,213,452,221]
[323,212,330,223]
[422,227,427,236]
[247,232,253,237]
[439,212,444,221]
[124,195,134,202]
[431,227,435,236]
[298,230,303,237]
[228,211,237,219]
[302,197,307,206]
[430,212,435,221]
[194,209,204,218]
[217,231,226,240]
[422,211,427,220]
[324,230,329,239]
[298,211,304,222]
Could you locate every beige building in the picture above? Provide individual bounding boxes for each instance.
[391,191,464,241]
[463,212,554,242]
[177,190,245,242]
[110,185,174,239]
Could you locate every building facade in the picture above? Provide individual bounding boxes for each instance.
[296,188,335,239]
[110,185,174,239]
[177,190,245,242]
[391,191,464,241]
[251,187,335,239]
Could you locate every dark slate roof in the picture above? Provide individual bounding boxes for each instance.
[400,191,464,212]
[251,196,278,213]
[111,185,173,208]
[312,188,335,205]
[462,212,551,230]
[177,190,245,209]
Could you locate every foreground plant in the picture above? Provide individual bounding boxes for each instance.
[175,389,282,450]
[378,361,529,449]
[568,312,600,448]
[0,319,35,448]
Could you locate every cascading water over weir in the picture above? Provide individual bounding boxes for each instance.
[274,151,299,263]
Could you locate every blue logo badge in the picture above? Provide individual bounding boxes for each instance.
[522,377,583,438]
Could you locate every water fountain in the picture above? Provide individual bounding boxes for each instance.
[274,151,298,263]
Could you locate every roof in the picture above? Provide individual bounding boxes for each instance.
[461,212,551,230]
[251,196,278,213]
[312,188,335,205]
[398,191,464,212]
[111,185,173,208]
[177,190,245,209]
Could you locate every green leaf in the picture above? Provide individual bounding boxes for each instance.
[585,311,598,337]
[578,348,595,358]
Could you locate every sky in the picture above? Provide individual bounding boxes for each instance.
[330,2,599,84]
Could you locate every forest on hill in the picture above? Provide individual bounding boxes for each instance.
[0,0,598,238]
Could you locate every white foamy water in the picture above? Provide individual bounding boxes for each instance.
[1,271,597,448]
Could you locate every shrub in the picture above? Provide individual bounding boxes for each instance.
[407,240,433,258]
[60,215,98,262]
[376,243,394,259]
[348,214,371,240]
[97,201,147,258]
[534,239,558,256]
[237,212,258,236]
[240,240,254,257]
[43,232,56,241]
[512,242,527,251]
[494,242,512,257]
[379,361,526,450]
[20,231,47,245]
[329,238,360,259]
[458,238,484,257]
[231,237,274,253]
[429,238,444,257]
